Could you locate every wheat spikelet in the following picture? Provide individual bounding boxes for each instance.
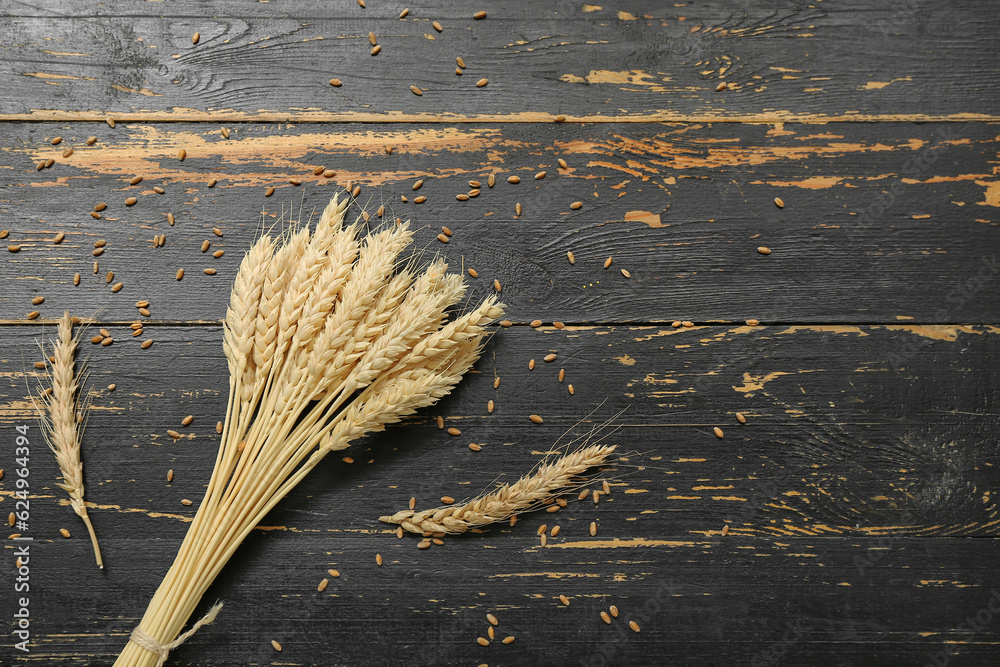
[380,443,617,535]
[33,311,103,568]
[114,194,503,666]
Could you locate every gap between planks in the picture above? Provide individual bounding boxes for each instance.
[1,112,998,124]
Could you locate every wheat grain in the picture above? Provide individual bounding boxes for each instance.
[33,312,103,568]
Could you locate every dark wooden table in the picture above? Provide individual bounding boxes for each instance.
[1,1,998,665]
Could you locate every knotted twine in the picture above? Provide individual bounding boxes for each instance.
[129,602,224,667]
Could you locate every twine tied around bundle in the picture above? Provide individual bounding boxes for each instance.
[129,602,224,667]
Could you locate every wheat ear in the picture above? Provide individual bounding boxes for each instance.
[381,443,617,535]
[34,312,103,568]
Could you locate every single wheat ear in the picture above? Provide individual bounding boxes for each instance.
[380,443,617,534]
[34,311,103,568]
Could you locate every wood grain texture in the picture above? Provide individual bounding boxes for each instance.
[1,1,998,121]
[1,322,999,664]
[1,121,997,325]
[2,1,998,664]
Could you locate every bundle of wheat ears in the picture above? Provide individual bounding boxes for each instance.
[114,194,503,666]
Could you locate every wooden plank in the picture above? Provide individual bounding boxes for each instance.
[1,121,997,324]
[22,536,1000,665]
[2,321,999,663]
[1,1,998,121]
[2,322,997,538]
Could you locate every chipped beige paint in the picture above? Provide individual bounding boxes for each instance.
[614,353,636,366]
[861,78,912,90]
[631,328,690,342]
[733,371,795,394]
[559,69,673,93]
[111,84,162,97]
[491,571,601,579]
[23,72,97,81]
[3,110,999,124]
[565,134,949,175]
[12,125,515,188]
[975,179,1000,206]
[624,209,664,227]
[765,176,844,189]
[898,173,1000,207]
[57,499,192,522]
[639,373,678,385]
[774,325,869,337]
[0,399,39,421]
[581,4,602,12]
[880,324,983,342]
[547,537,703,549]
